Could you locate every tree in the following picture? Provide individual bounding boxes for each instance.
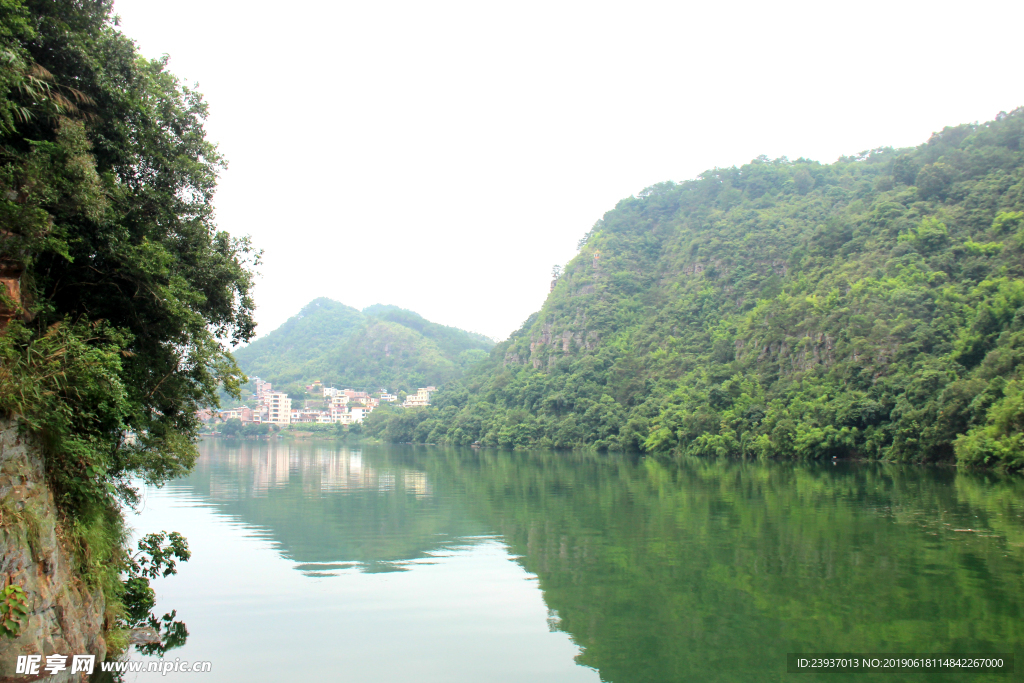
[0,0,259,633]
[892,154,918,185]
[242,422,270,438]
[915,162,953,199]
[221,418,243,437]
[1,0,257,508]
[793,169,814,194]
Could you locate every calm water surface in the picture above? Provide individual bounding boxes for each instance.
[124,439,1024,682]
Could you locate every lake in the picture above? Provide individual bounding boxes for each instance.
[122,439,1024,682]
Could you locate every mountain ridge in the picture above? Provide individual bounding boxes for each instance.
[233,298,493,394]
[364,109,1024,470]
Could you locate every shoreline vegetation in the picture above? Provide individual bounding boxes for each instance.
[194,430,969,470]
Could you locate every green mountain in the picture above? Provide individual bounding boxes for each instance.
[233,299,493,394]
[365,109,1024,469]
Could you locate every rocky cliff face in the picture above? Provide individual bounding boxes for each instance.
[0,419,106,681]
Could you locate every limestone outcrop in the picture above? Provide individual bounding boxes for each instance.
[0,419,106,682]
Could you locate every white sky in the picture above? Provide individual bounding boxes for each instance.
[112,0,1024,342]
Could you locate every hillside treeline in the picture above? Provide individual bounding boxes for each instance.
[366,110,1024,469]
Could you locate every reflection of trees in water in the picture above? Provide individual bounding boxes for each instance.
[451,454,1024,683]
[182,442,1024,682]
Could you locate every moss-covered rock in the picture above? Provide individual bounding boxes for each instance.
[0,419,106,680]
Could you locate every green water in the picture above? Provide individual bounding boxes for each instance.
[128,439,1024,681]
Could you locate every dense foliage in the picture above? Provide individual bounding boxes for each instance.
[233,298,493,395]
[0,0,255,626]
[367,111,1024,469]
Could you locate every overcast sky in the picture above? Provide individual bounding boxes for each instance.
[112,0,1024,342]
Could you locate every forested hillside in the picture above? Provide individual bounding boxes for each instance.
[233,298,493,393]
[366,110,1024,469]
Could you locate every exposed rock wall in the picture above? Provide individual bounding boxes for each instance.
[0,419,105,682]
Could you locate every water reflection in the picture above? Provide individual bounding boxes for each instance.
[149,440,1024,683]
[172,441,483,575]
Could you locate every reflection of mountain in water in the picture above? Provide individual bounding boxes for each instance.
[180,440,1024,683]
[175,440,488,574]
[452,454,1024,683]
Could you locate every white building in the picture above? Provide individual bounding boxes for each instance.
[267,392,292,425]
[403,386,436,408]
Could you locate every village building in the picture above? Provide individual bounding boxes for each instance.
[291,408,327,424]
[254,377,273,401]
[333,409,354,425]
[197,381,389,429]
[285,400,378,426]
[217,406,253,423]
[267,391,292,425]
[403,386,436,408]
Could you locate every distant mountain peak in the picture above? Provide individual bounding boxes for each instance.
[234,299,494,395]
